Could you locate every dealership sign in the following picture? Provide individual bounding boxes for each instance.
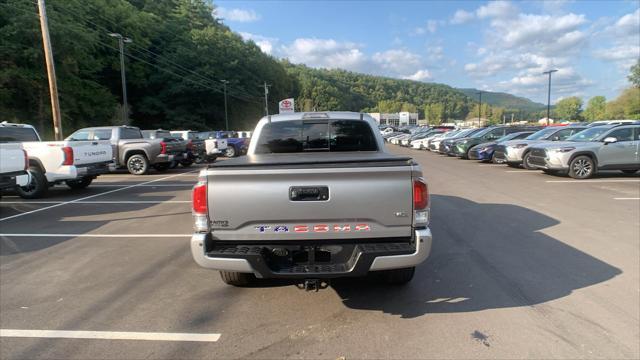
[278,98,295,113]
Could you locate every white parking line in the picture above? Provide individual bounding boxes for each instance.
[0,201,190,204]
[546,179,640,183]
[0,329,220,342]
[0,171,197,222]
[478,164,504,167]
[614,198,640,200]
[0,234,191,238]
[505,170,538,173]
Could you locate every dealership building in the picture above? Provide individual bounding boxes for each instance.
[368,112,420,126]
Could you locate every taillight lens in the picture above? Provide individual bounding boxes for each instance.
[187,140,193,150]
[413,178,428,210]
[23,149,29,170]
[62,146,74,166]
[160,141,167,154]
[192,182,207,215]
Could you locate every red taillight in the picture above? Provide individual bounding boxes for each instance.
[62,146,74,166]
[413,179,428,210]
[22,149,29,170]
[187,140,193,150]
[192,183,207,214]
[160,141,167,154]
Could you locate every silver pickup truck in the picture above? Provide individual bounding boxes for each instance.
[190,112,432,290]
[68,126,175,175]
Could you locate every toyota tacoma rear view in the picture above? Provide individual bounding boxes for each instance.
[190,112,432,290]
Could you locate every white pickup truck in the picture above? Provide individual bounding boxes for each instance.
[0,143,29,193]
[0,122,113,198]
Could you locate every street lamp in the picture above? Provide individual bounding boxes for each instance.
[477,91,482,127]
[543,69,558,126]
[220,79,229,131]
[109,33,132,124]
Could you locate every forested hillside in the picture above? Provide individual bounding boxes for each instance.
[1,0,294,137]
[284,62,471,120]
[457,88,547,112]
[2,0,555,138]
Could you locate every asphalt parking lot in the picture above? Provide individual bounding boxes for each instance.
[1,147,639,359]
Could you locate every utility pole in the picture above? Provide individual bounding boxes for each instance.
[261,82,271,116]
[503,114,506,125]
[37,0,63,140]
[543,69,558,126]
[221,80,229,130]
[109,33,132,125]
[477,91,482,128]
[511,113,514,123]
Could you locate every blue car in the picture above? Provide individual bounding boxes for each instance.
[468,131,535,162]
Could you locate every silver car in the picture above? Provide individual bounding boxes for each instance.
[494,126,587,168]
[527,124,640,179]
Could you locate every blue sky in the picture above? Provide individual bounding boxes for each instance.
[215,0,640,104]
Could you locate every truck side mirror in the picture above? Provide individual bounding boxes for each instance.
[603,137,617,144]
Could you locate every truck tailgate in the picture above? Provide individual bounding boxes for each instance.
[206,153,415,241]
[60,141,112,165]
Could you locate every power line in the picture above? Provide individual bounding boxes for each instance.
[47,0,265,101]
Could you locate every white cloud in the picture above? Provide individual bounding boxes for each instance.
[281,38,368,71]
[476,1,518,19]
[372,49,422,75]
[412,20,443,35]
[450,9,474,24]
[427,46,444,61]
[239,32,277,54]
[592,9,640,70]
[216,7,260,22]
[403,69,433,82]
[498,67,593,99]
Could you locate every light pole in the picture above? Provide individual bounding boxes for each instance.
[220,80,229,130]
[109,33,132,124]
[477,91,482,127]
[543,69,558,126]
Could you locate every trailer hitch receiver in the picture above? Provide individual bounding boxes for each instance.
[297,279,329,292]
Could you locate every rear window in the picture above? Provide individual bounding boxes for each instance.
[255,120,378,154]
[121,128,142,139]
[0,127,40,142]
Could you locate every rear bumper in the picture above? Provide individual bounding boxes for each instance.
[46,162,110,182]
[191,228,432,278]
[0,171,29,190]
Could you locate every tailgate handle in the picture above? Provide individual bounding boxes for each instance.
[289,186,329,201]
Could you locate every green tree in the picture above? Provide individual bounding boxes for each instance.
[583,96,607,121]
[554,96,583,121]
[606,88,640,120]
[628,59,640,88]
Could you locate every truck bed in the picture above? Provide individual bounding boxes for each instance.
[209,152,414,169]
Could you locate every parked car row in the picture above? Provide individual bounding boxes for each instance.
[0,122,252,198]
[387,122,640,179]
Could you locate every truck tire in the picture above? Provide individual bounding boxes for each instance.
[569,155,595,179]
[381,267,415,285]
[225,145,236,158]
[219,271,253,286]
[127,154,149,175]
[17,166,48,199]
[522,152,535,170]
[153,163,170,172]
[65,177,93,189]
